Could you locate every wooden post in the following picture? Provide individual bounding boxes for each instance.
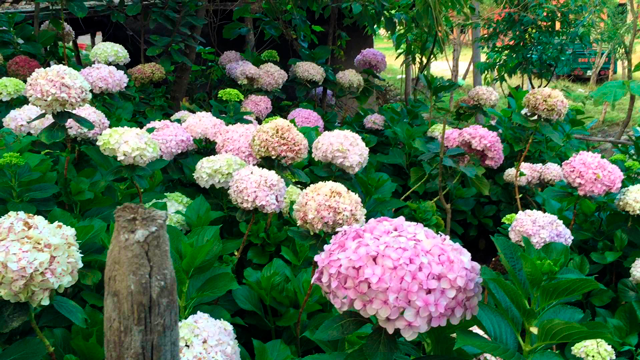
[104,204,179,360]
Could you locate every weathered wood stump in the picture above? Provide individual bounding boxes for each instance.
[104,204,179,360]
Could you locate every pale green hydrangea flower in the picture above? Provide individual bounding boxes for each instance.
[146,192,193,231]
[90,42,130,65]
[218,88,244,102]
[501,214,516,225]
[261,50,279,62]
[194,154,247,189]
[571,339,615,360]
[283,185,302,218]
[0,77,25,101]
[0,152,25,167]
[427,123,451,138]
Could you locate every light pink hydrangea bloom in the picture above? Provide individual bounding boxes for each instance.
[0,211,82,306]
[228,165,286,213]
[354,48,387,73]
[562,151,623,196]
[363,113,385,130]
[467,86,499,108]
[312,129,369,174]
[313,216,482,341]
[290,62,326,84]
[216,123,259,165]
[540,163,564,185]
[456,125,504,169]
[171,111,193,123]
[25,65,92,113]
[66,105,110,140]
[503,163,543,186]
[80,64,128,94]
[242,95,272,120]
[218,50,245,68]
[336,69,364,92]
[143,120,195,160]
[179,311,241,360]
[182,112,225,141]
[293,181,365,233]
[257,63,288,92]
[287,108,324,132]
[2,104,53,136]
[523,88,569,121]
[509,210,573,249]
[443,128,462,149]
[251,118,309,164]
[226,60,260,85]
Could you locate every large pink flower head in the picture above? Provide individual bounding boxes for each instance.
[179,311,241,360]
[226,60,260,86]
[503,163,543,186]
[313,216,482,341]
[216,123,259,165]
[127,63,166,86]
[0,211,82,306]
[80,64,128,94]
[25,65,92,113]
[467,86,499,108]
[509,210,573,249]
[456,125,504,169]
[540,163,564,185]
[290,62,326,84]
[288,108,324,132]
[251,118,309,164]
[293,181,366,233]
[312,129,369,174]
[66,105,110,140]
[354,48,387,74]
[257,63,288,92]
[523,88,569,121]
[182,112,225,141]
[228,165,286,213]
[443,128,462,149]
[7,55,41,81]
[363,113,385,130]
[143,120,195,160]
[242,95,272,120]
[2,104,52,136]
[310,87,335,105]
[218,51,245,68]
[562,151,623,196]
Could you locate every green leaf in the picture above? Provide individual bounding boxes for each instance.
[363,326,399,360]
[315,312,371,341]
[194,272,239,300]
[535,305,584,325]
[534,320,613,347]
[184,196,224,229]
[618,279,640,302]
[352,3,363,14]
[454,330,525,360]
[302,354,348,360]
[38,123,66,144]
[52,296,87,328]
[470,175,490,196]
[539,123,563,145]
[538,278,601,308]
[0,337,47,360]
[476,303,519,351]
[589,288,615,306]
[590,80,628,107]
[232,286,264,317]
[66,112,95,131]
[0,301,29,333]
[67,0,88,18]
[530,351,564,360]
[492,235,529,295]
[126,2,142,15]
[254,339,293,360]
[146,46,164,56]
[590,251,622,264]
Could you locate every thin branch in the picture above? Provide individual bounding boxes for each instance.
[514,132,535,211]
[235,212,255,259]
[573,135,632,145]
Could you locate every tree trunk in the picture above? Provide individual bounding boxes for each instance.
[170,0,208,110]
[104,204,179,360]
[244,17,255,51]
[621,59,627,80]
[450,26,462,110]
[597,54,615,126]
[589,43,608,89]
[616,0,637,140]
[471,1,482,87]
[404,58,412,105]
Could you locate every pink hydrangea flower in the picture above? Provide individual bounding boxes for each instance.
[313,216,482,341]
[443,128,462,149]
[363,113,385,130]
[143,120,195,160]
[25,65,92,113]
[312,129,369,174]
[219,51,245,68]
[257,63,288,92]
[523,88,569,121]
[503,163,543,186]
[287,108,324,132]
[80,64,128,94]
[290,62,326,84]
[242,95,272,120]
[182,112,225,141]
[562,151,623,196]
[228,165,286,213]
[216,123,259,165]
[66,105,110,140]
[456,125,504,169]
[179,311,241,360]
[127,63,166,86]
[251,118,309,164]
[2,104,52,136]
[509,210,573,249]
[293,181,366,233]
[354,48,387,73]
[226,60,260,86]
[467,86,499,108]
[540,163,564,185]
[7,55,41,81]
[310,87,335,105]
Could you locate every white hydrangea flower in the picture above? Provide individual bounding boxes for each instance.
[571,339,615,360]
[193,154,247,189]
[631,258,640,285]
[89,42,131,65]
[616,184,640,215]
[179,312,241,360]
[96,127,160,166]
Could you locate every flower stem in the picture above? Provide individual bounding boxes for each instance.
[569,202,578,231]
[296,262,317,357]
[514,132,535,212]
[30,309,56,360]
[235,212,255,259]
[132,180,143,204]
